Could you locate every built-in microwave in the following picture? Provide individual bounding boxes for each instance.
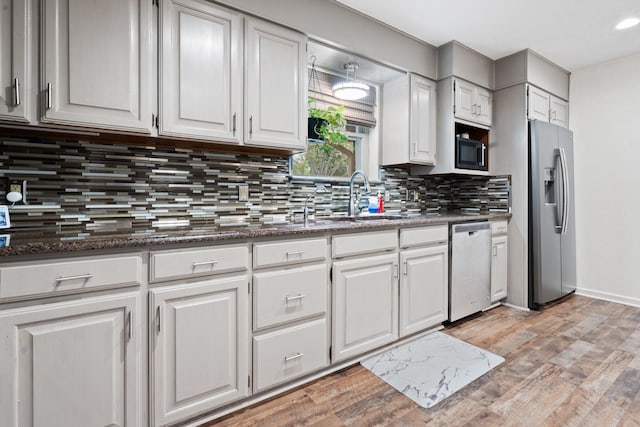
[455,136,487,171]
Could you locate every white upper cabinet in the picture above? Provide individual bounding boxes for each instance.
[159,0,242,142]
[527,84,569,128]
[245,18,307,150]
[527,85,550,122]
[454,79,492,126]
[382,73,437,166]
[549,95,569,128]
[41,0,152,133]
[0,0,30,122]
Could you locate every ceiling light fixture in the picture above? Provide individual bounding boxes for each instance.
[332,62,369,101]
[615,17,639,30]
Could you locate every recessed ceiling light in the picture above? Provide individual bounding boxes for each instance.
[615,17,639,30]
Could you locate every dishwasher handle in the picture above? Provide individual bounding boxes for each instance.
[452,221,490,234]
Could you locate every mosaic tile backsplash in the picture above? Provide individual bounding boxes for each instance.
[0,136,510,235]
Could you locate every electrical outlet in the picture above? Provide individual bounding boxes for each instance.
[238,184,249,202]
[413,191,420,202]
[384,190,390,202]
[9,184,21,193]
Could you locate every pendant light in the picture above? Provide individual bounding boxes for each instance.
[332,62,369,101]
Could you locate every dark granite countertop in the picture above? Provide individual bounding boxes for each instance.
[0,212,511,258]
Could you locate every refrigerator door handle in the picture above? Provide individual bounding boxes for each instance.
[559,147,570,235]
[554,149,563,232]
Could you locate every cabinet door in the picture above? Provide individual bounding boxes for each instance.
[475,86,492,126]
[491,235,508,302]
[399,245,448,337]
[0,292,141,427]
[150,276,249,426]
[410,74,436,164]
[550,95,569,128]
[454,79,475,122]
[0,0,29,122]
[42,0,152,132]
[245,18,306,150]
[528,85,550,122]
[159,0,242,142]
[332,253,398,362]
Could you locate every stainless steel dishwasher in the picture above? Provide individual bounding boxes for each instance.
[449,221,492,322]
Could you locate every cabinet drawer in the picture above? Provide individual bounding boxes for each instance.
[150,244,249,282]
[253,238,327,269]
[491,220,508,236]
[0,254,142,300]
[400,225,448,248]
[253,318,328,392]
[332,230,397,258]
[253,264,327,330]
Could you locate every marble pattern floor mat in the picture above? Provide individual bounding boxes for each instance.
[361,331,505,408]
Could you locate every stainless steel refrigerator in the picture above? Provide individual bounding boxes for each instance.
[529,120,577,308]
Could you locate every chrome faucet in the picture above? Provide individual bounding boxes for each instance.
[304,185,328,227]
[348,170,371,216]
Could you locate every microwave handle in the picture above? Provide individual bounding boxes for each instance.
[480,144,486,167]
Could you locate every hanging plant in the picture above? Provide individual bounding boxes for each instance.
[307,55,349,155]
[308,100,349,154]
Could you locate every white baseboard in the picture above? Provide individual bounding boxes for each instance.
[502,302,530,311]
[576,287,640,308]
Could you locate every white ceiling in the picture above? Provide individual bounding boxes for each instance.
[335,0,640,71]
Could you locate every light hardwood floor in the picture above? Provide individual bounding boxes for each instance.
[205,295,640,426]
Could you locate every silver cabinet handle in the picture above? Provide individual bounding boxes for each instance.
[394,263,399,280]
[493,245,498,256]
[14,78,20,106]
[285,294,305,303]
[286,250,304,257]
[403,261,408,276]
[192,260,219,267]
[480,144,487,167]
[46,82,52,109]
[55,273,93,282]
[284,352,304,362]
[156,306,161,333]
[478,104,482,116]
[232,113,237,135]
[128,310,133,340]
[249,115,253,138]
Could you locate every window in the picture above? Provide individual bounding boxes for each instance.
[291,126,370,178]
[290,67,380,181]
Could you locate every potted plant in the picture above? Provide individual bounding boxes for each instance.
[308,100,349,154]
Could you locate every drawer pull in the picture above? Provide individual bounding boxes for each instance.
[55,273,93,283]
[284,352,304,362]
[286,250,304,257]
[192,260,219,267]
[285,294,305,303]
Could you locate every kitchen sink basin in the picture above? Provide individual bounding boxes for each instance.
[315,214,405,223]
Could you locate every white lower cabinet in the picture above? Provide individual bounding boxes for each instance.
[399,225,449,337]
[0,291,142,427]
[332,252,399,362]
[150,276,249,427]
[399,245,448,336]
[491,220,509,302]
[253,318,328,392]
[251,237,330,392]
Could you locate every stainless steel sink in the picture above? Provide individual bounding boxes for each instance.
[315,214,405,222]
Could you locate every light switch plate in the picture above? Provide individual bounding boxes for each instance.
[238,184,249,202]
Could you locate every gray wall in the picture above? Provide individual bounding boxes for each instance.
[215,0,437,79]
